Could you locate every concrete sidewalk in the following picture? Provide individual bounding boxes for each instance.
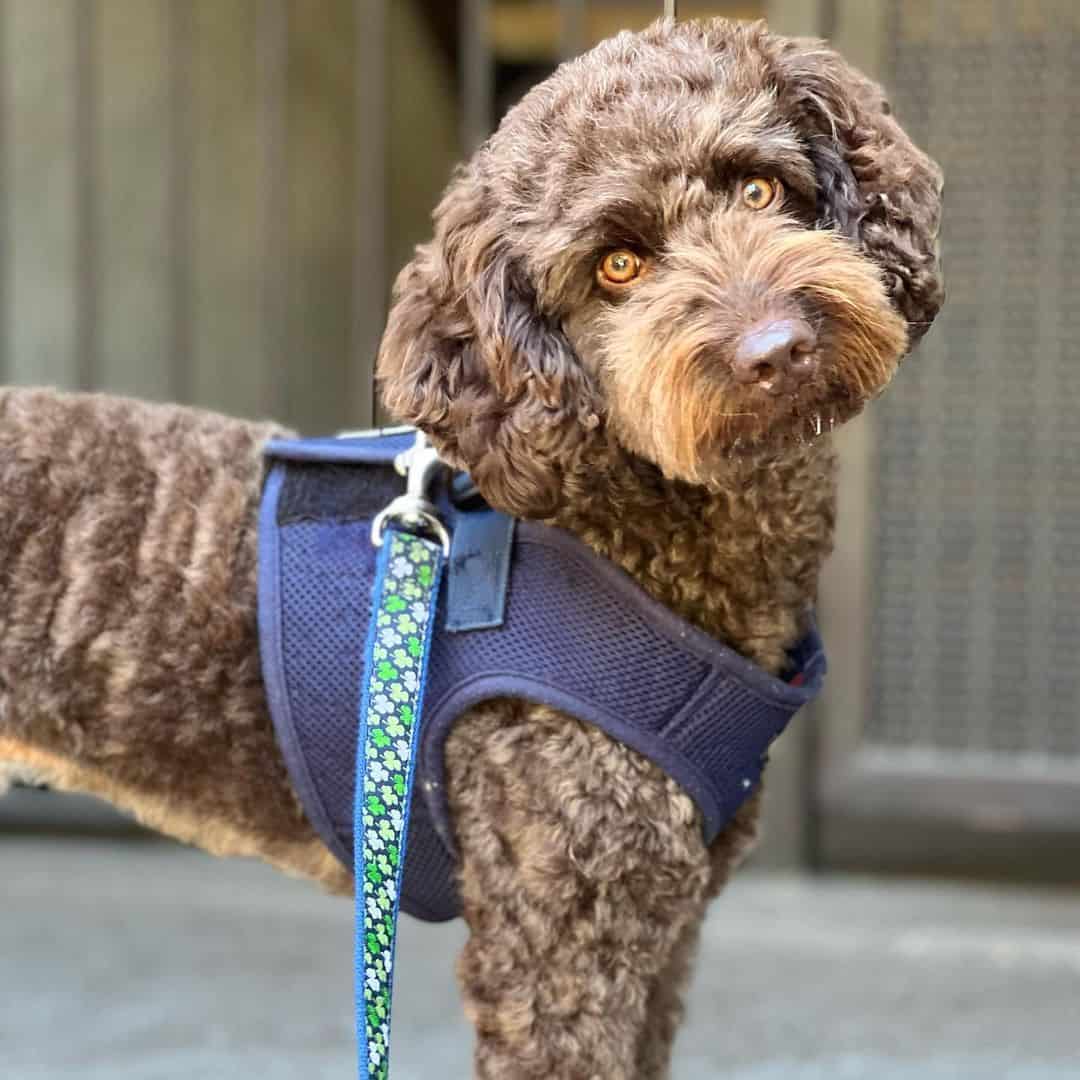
[2,836,1079,1078]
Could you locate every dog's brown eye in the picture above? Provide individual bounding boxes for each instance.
[742,177,780,211]
[598,249,644,287]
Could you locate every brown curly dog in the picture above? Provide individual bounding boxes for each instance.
[0,18,942,1079]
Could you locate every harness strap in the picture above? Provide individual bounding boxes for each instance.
[354,528,445,1080]
[445,507,515,632]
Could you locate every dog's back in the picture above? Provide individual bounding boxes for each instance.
[0,387,275,727]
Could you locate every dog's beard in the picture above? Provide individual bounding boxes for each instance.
[599,224,909,483]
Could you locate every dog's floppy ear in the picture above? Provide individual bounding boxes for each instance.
[772,39,945,346]
[377,163,602,519]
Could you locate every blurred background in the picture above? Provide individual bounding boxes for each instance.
[2,1,1079,1077]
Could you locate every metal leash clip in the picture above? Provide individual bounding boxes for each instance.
[371,430,452,555]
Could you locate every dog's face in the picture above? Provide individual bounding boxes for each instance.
[378,18,944,516]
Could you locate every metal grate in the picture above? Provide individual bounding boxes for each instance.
[867,0,1080,764]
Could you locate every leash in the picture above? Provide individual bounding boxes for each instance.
[355,433,449,1080]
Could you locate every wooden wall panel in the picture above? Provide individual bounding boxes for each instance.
[97,0,174,400]
[352,0,388,429]
[0,0,440,434]
[2,0,81,388]
[387,0,460,279]
[190,0,265,417]
[284,0,356,434]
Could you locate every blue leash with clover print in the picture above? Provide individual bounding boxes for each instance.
[355,433,449,1080]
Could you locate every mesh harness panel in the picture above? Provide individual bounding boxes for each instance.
[258,434,826,922]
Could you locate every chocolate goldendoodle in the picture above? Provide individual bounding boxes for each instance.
[0,19,942,1078]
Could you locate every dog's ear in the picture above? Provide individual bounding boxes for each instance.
[773,39,945,346]
[377,164,602,519]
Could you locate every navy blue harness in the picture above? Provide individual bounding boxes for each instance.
[257,432,826,923]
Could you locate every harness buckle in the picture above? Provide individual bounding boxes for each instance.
[371,431,451,555]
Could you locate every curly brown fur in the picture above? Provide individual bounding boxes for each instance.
[379,17,942,1077]
[0,17,942,1080]
[0,388,349,892]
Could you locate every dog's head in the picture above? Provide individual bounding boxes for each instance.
[378,18,944,516]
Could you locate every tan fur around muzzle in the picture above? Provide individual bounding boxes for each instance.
[598,214,909,481]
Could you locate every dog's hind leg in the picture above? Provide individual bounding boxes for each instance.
[446,700,712,1080]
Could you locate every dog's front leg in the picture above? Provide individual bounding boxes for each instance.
[633,792,764,1078]
[631,907,709,1079]
[445,700,712,1079]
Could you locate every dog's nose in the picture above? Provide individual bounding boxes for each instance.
[731,318,818,393]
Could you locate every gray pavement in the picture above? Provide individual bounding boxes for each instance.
[2,836,1079,1079]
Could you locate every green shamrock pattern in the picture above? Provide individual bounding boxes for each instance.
[358,530,442,1080]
